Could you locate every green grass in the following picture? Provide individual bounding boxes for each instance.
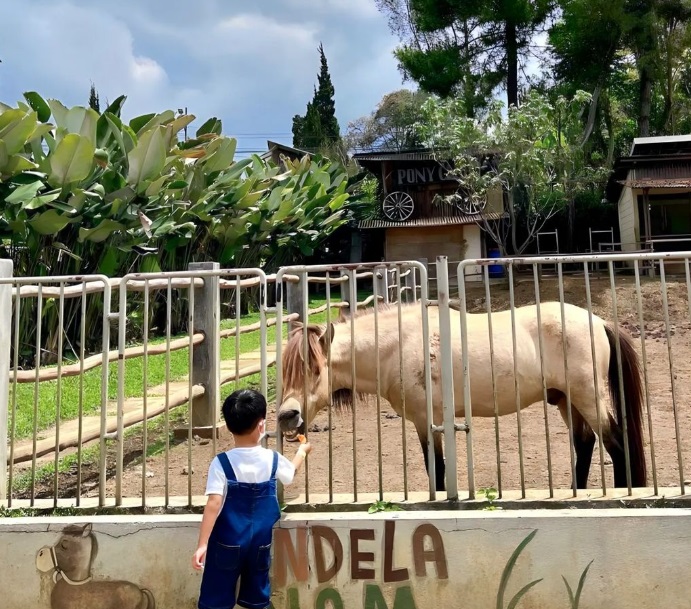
[10,294,338,441]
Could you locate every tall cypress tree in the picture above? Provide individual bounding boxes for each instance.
[88,83,100,113]
[292,44,340,151]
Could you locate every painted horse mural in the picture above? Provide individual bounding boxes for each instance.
[277,301,647,492]
[36,523,155,609]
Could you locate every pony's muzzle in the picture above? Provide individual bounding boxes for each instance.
[277,398,304,433]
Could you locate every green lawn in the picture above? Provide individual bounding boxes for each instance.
[10,294,340,441]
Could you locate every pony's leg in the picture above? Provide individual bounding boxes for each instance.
[418,429,445,492]
[556,397,596,489]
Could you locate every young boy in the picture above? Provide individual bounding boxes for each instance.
[192,389,311,609]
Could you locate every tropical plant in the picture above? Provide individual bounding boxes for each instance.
[0,92,355,364]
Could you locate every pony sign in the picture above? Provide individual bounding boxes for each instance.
[275,257,653,503]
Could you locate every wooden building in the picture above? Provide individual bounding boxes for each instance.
[261,140,311,168]
[607,135,691,257]
[353,149,505,279]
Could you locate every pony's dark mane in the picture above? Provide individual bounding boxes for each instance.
[282,301,407,410]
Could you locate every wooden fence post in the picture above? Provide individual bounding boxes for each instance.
[286,273,307,331]
[340,274,351,317]
[0,259,13,503]
[188,262,221,437]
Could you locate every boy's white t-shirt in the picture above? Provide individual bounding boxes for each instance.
[205,446,295,499]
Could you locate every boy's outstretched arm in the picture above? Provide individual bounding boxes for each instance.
[192,494,223,570]
[290,442,311,473]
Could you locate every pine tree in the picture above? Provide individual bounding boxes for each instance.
[293,44,340,151]
[313,43,340,142]
[88,83,100,113]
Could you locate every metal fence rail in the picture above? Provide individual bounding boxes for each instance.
[455,250,691,501]
[4,251,691,511]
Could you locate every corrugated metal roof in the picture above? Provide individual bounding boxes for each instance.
[621,178,691,189]
[353,151,440,162]
[358,212,506,229]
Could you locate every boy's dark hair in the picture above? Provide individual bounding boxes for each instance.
[222,389,267,435]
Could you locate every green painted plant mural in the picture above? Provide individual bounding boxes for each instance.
[495,530,593,609]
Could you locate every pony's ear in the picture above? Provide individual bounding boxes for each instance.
[81,523,92,537]
[338,307,349,322]
[318,322,335,351]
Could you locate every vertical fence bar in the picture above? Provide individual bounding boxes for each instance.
[0,261,13,504]
[659,260,684,493]
[76,283,86,506]
[482,265,502,498]
[457,263,475,499]
[274,277,285,472]
[636,260,657,495]
[164,279,172,507]
[348,269,358,502]
[325,274,334,503]
[532,264,554,497]
[508,264,526,498]
[7,281,20,507]
[583,263,607,495]
[301,272,309,503]
[372,271,384,501]
[99,280,111,508]
[608,260,632,494]
[557,263,577,498]
[395,266,409,501]
[188,282,196,507]
[418,265,436,501]
[53,283,65,507]
[141,280,150,507]
[116,279,128,506]
[30,287,43,507]
[259,276,268,403]
[235,281,241,390]
[436,257,458,501]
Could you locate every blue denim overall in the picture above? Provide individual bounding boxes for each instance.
[198,451,281,609]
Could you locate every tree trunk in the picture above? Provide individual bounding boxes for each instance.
[638,66,653,137]
[581,85,602,147]
[662,30,674,133]
[505,20,519,108]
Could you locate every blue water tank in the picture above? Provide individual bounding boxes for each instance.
[488,248,504,277]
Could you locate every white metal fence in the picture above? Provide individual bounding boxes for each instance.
[3,251,691,510]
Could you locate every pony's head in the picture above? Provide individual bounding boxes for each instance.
[277,321,335,437]
[36,523,97,583]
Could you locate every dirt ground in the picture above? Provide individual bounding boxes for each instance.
[19,273,691,502]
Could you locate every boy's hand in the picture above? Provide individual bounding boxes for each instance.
[192,545,207,571]
[300,442,312,456]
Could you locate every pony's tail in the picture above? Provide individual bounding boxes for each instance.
[141,588,156,609]
[604,324,647,487]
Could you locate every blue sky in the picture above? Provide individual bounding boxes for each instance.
[0,0,410,155]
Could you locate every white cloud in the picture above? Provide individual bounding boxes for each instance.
[0,1,176,118]
[284,0,380,18]
[0,0,407,153]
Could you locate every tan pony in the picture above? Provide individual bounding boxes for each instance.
[277,301,647,492]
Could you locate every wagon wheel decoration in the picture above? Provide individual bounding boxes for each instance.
[452,189,486,216]
[382,191,415,222]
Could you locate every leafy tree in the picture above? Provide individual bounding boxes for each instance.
[549,0,691,138]
[376,0,552,111]
[293,43,340,151]
[345,89,429,151]
[418,91,607,256]
[88,82,100,113]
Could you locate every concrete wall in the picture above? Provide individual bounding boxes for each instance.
[461,223,483,280]
[2,509,690,609]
